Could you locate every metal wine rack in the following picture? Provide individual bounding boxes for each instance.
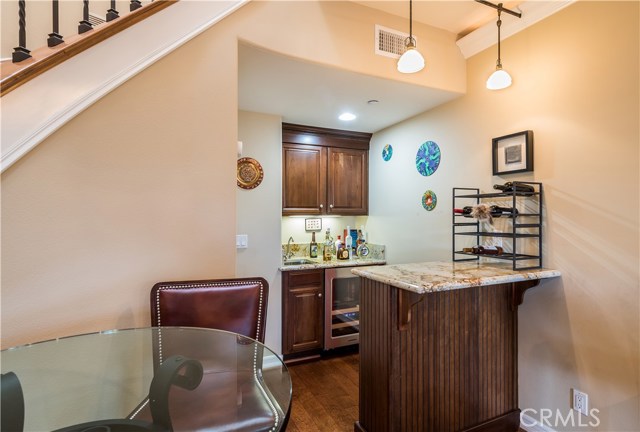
[452,181,543,270]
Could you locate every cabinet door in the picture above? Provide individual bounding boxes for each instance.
[282,270,324,355]
[282,144,327,215]
[326,147,368,215]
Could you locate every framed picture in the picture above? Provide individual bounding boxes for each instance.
[492,130,533,175]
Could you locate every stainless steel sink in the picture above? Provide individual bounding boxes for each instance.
[283,258,316,266]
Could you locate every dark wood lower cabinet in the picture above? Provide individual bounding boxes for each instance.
[356,279,538,432]
[282,269,324,361]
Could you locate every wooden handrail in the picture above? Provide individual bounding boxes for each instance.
[0,0,177,97]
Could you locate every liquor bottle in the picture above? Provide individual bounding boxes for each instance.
[309,232,318,258]
[463,245,504,255]
[345,226,353,260]
[357,226,365,245]
[356,243,370,258]
[337,243,349,260]
[323,229,333,262]
[493,182,535,194]
[336,236,347,260]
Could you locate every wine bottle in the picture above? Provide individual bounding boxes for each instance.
[493,182,534,194]
[454,205,518,218]
[310,232,318,258]
[490,205,519,218]
[463,245,504,255]
[454,206,473,216]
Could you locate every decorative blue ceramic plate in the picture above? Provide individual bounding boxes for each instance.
[422,190,437,211]
[416,141,441,176]
[382,144,393,161]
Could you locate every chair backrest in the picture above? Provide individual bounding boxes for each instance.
[150,277,268,343]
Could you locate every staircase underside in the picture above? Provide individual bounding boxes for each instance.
[1,0,246,173]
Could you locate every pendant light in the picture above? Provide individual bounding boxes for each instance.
[479,1,522,90]
[486,6,510,89]
[397,0,425,74]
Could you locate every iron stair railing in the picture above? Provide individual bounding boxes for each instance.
[1,0,177,97]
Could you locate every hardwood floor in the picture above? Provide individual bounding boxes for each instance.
[285,353,359,432]
[280,352,528,432]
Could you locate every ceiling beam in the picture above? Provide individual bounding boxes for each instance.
[456,0,575,59]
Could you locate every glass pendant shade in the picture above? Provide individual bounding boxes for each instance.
[485,5,518,91]
[397,0,424,74]
[397,45,425,74]
[486,67,512,90]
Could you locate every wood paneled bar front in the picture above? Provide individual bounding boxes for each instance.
[351,261,561,432]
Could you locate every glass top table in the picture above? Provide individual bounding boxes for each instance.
[1,327,292,432]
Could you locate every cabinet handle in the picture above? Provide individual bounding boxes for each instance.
[318,293,323,298]
[329,204,334,209]
[319,204,324,209]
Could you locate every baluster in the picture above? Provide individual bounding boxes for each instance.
[12,0,32,62]
[47,0,64,47]
[106,0,119,21]
[78,0,93,34]
[130,0,142,12]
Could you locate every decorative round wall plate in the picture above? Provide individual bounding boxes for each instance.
[416,141,441,176]
[237,157,264,189]
[421,190,437,211]
[382,144,393,161]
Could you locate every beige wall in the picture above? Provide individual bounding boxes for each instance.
[368,2,639,430]
[237,110,283,351]
[1,1,464,349]
[1,19,239,348]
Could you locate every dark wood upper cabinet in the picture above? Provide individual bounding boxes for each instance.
[282,144,327,215]
[327,147,368,215]
[282,123,371,216]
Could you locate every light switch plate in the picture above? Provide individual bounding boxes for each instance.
[305,218,322,232]
[236,234,248,249]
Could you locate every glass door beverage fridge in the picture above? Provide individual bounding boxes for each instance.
[324,267,360,349]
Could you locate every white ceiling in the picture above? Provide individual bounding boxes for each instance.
[238,1,524,134]
[238,44,462,134]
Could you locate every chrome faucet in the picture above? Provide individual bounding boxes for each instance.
[285,236,295,260]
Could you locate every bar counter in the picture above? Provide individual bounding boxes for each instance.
[351,261,560,432]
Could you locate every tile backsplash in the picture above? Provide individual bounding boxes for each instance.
[282,243,385,261]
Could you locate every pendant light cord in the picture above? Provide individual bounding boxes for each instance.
[496,6,502,68]
[409,0,414,43]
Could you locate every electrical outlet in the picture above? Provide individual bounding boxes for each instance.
[572,389,589,416]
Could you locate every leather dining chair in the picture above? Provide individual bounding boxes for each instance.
[139,277,282,431]
[150,277,268,343]
[1,372,25,432]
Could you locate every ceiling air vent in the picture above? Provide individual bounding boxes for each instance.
[375,24,413,59]
[89,13,106,27]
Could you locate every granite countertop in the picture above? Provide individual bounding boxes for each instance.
[279,257,386,271]
[350,261,561,294]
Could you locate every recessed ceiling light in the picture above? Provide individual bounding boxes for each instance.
[339,112,356,121]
